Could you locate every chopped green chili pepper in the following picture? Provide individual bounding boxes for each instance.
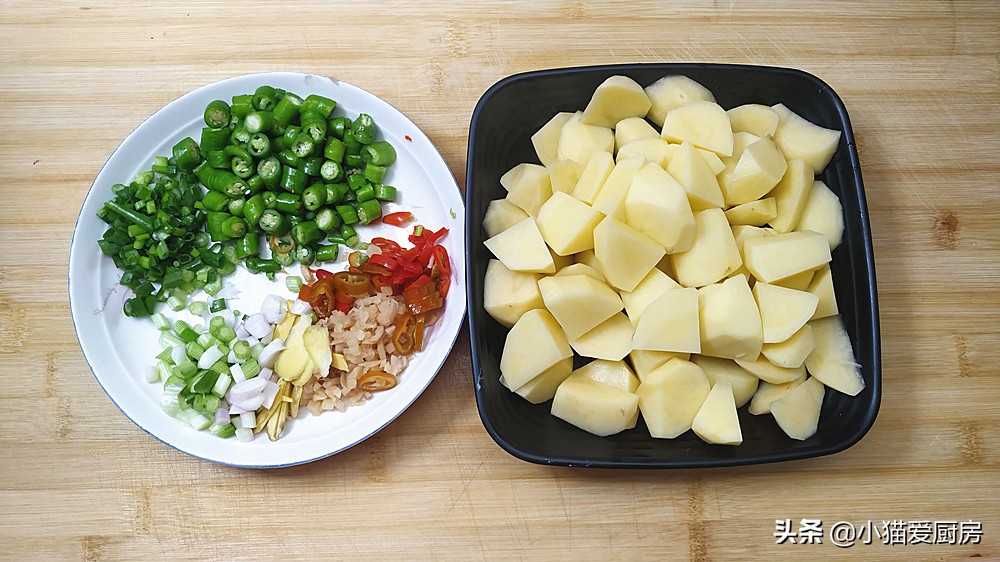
[336,204,359,225]
[315,206,342,231]
[261,191,278,209]
[291,221,321,246]
[345,154,364,168]
[280,165,308,194]
[320,160,344,182]
[257,157,281,190]
[258,209,290,235]
[227,197,246,217]
[328,116,350,140]
[302,184,327,212]
[290,133,314,158]
[220,216,246,239]
[301,94,336,119]
[244,257,281,273]
[230,126,251,145]
[281,126,301,150]
[243,194,265,227]
[354,183,376,203]
[356,199,382,225]
[361,141,397,166]
[343,130,362,156]
[172,137,202,171]
[315,243,339,262]
[302,157,324,177]
[276,149,301,168]
[274,192,303,215]
[230,94,253,118]
[244,110,275,134]
[352,113,376,144]
[252,85,278,111]
[272,92,302,128]
[374,183,396,201]
[206,212,233,242]
[247,132,271,157]
[199,190,230,213]
[204,100,231,128]
[205,150,230,169]
[200,126,230,153]
[300,109,327,143]
[294,245,315,265]
[196,163,246,197]
[363,163,386,184]
[236,232,260,259]
[245,174,264,194]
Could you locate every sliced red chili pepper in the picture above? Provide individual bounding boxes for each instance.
[404,287,443,315]
[332,271,371,296]
[301,276,337,317]
[366,253,396,270]
[414,314,426,352]
[371,237,403,254]
[392,312,417,355]
[405,274,434,292]
[382,211,413,227]
[334,299,352,314]
[425,226,449,244]
[358,262,392,277]
[310,268,335,280]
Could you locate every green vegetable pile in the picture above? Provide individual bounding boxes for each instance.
[96,85,400,317]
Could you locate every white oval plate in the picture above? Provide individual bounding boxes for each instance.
[69,72,466,467]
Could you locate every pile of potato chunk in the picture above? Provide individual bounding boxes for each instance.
[483,74,863,445]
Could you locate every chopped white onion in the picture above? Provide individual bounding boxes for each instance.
[260,367,274,382]
[235,427,254,442]
[261,294,286,324]
[215,286,240,299]
[244,313,271,339]
[235,393,266,411]
[230,363,246,383]
[239,411,257,429]
[228,403,249,415]
[145,365,158,383]
[197,345,225,370]
[171,345,188,365]
[262,380,280,408]
[228,376,267,401]
[227,349,238,364]
[259,330,274,345]
[290,299,312,316]
[223,310,239,329]
[258,339,285,369]
[235,324,250,340]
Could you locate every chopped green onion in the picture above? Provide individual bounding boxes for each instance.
[285,275,303,293]
[151,313,170,331]
[188,301,209,316]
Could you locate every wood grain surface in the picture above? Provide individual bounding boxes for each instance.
[1,1,998,560]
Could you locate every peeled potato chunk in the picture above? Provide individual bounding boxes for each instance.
[726,103,779,137]
[697,274,763,361]
[555,262,605,282]
[569,312,634,361]
[629,349,690,382]
[535,191,604,256]
[748,375,806,415]
[735,355,805,385]
[614,116,660,152]
[557,111,615,165]
[620,268,680,326]
[538,274,623,340]
[530,112,574,167]
[671,208,743,288]
[771,103,842,173]
[692,382,743,445]
[637,358,711,438]
[666,141,725,212]
[594,216,665,292]
[500,309,573,391]
[752,282,820,344]
[797,180,845,250]
[483,259,543,328]
[805,315,864,396]
[506,357,574,404]
[483,199,529,238]
[761,324,816,369]
[571,150,615,205]
[725,197,777,227]
[632,287,701,354]
[592,155,645,222]
[691,355,759,408]
[769,159,815,233]
[581,75,652,128]
[743,230,831,284]
[724,137,788,207]
[625,161,696,253]
[645,75,717,128]
[484,217,555,274]
[546,159,585,195]
[661,100,734,157]
[807,265,839,319]
[616,137,673,168]
[501,163,552,217]
[552,376,640,437]
[771,376,825,440]
[569,359,640,393]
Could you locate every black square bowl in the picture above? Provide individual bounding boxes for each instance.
[465,64,880,468]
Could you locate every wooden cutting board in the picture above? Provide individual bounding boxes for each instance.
[1,1,997,560]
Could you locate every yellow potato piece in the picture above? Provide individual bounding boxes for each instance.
[581,75,652,128]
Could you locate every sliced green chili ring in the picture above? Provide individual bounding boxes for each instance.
[205,150,230,169]
[272,92,303,128]
[328,116,350,140]
[302,184,327,212]
[347,172,368,191]
[261,191,278,209]
[374,183,396,201]
[245,174,264,194]
[230,126,251,145]
[315,244,339,262]
[244,257,281,273]
[244,110,275,134]
[356,199,382,225]
[280,165,308,194]
[360,141,397,166]
[230,94,253,118]
[258,209,290,235]
[272,248,295,266]
[199,190,230,213]
[243,194,266,227]
[257,157,281,190]
[231,155,255,179]
[345,154,364,168]
[336,204,359,225]
[320,160,344,182]
[196,163,246,197]
[204,100,231,128]
[352,113,376,144]
[247,133,272,158]
[237,232,260,259]
[294,245,315,265]
[363,163,386,184]
[315,207,341,231]
[281,126,301,150]
[276,149,301,169]
[252,85,277,111]
[323,137,346,163]
[220,216,247,238]
[354,183,376,203]
[343,130,362,155]
[290,133,314,158]
[200,126,231,153]
[301,157,324,177]
[301,94,336,119]
[339,223,358,245]
[227,197,246,217]
[206,212,233,242]
[172,137,202,171]
[300,109,327,143]
[274,192,303,215]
